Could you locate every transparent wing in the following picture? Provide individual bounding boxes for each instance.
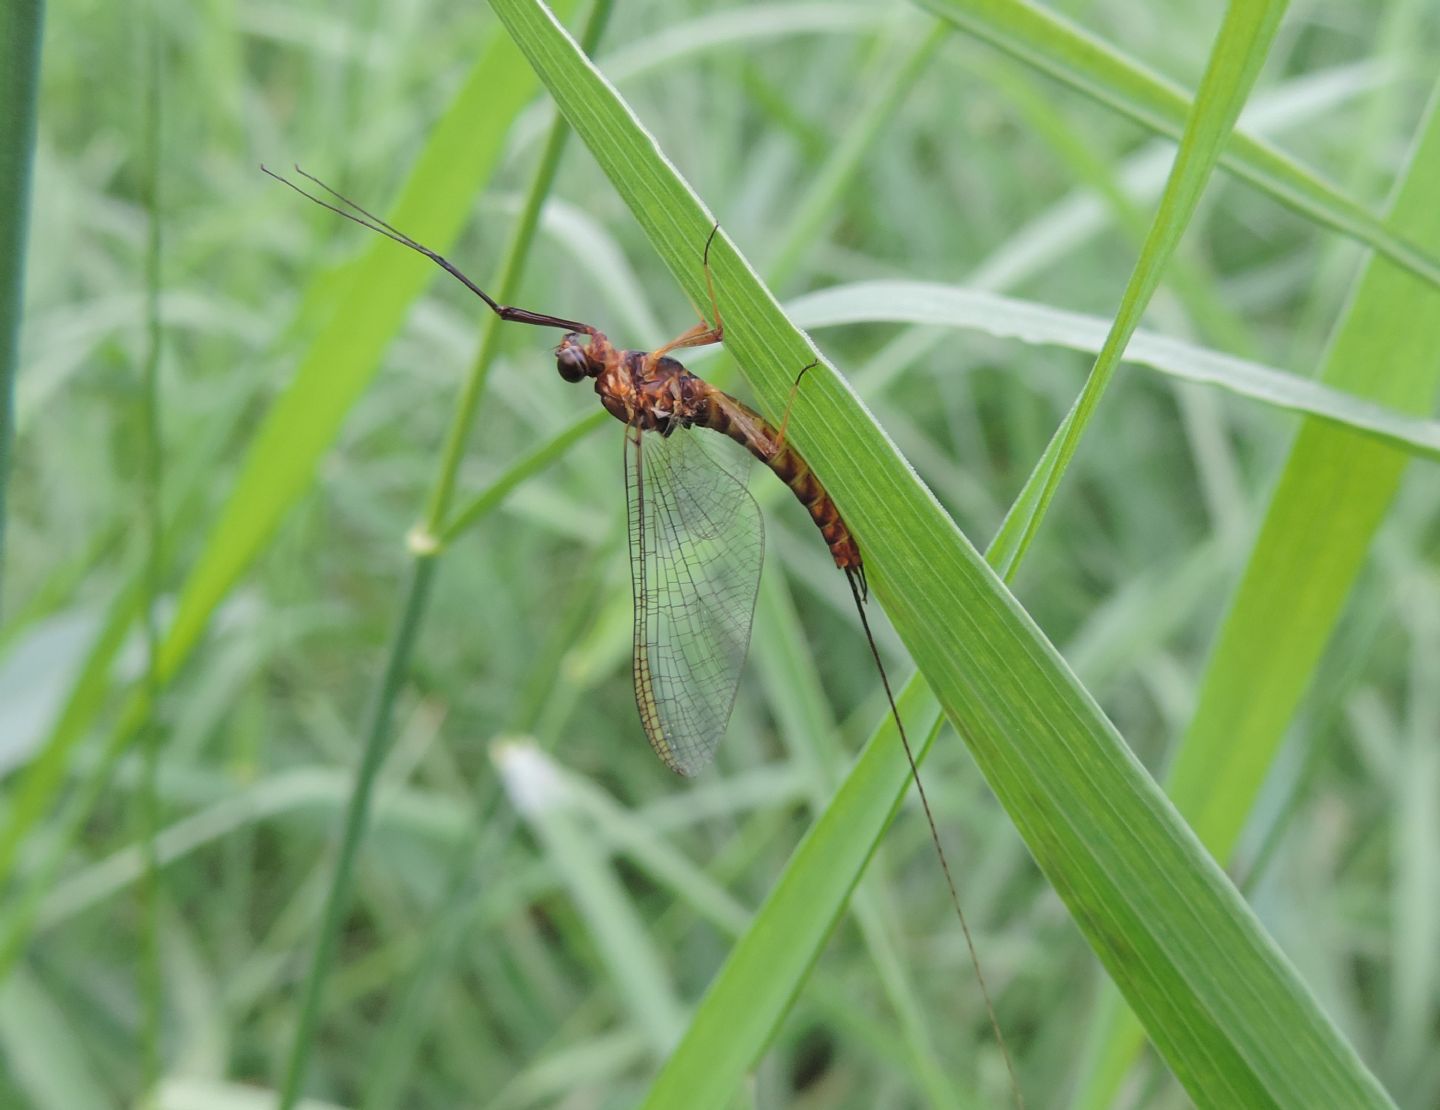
[625,424,764,776]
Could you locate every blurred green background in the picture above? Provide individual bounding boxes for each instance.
[3,0,1439,1106]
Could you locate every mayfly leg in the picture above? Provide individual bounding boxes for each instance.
[652,224,725,360]
[773,360,818,455]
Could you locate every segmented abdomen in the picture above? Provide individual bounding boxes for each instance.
[699,389,862,572]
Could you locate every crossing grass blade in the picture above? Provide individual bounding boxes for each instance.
[1074,79,1440,1110]
[787,281,1440,462]
[0,0,44,611]
[913,0,1440,291]
[159,16,572,684]
[485,0,1393,1105]
[986,1,1288,578]
[0,6,578,985]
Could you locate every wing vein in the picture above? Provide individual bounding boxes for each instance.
[624,426,764,775]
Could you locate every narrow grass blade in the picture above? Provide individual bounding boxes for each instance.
[987,1,1289,578]
[275,2,607,1096]
[750,573,972,1108]
[0,0,44,611]
[485,1,1392,1105]
[716,22,972,1102]
[788,281,1440,461]
[351,7,618,1103]
[441,413,608,546]
[915,0,1440,291]
[276,558,438,1109]
[1075,80,1440,1110]
[135,10,166,1094]
[495,742,687,1054]
[0,9,572,958]
[762,21,948,290]
[161,17,567,681]
[425,0,613,535]
[657,679,952,1107]
[600,2,897,84]
[0,968,110,1110]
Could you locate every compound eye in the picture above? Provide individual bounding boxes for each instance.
[556,346,588,383]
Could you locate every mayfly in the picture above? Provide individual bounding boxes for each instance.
[264,165,1021,1105]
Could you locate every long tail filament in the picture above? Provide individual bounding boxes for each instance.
[844,566,1023,1109]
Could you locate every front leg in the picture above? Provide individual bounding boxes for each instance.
[650,224,726,360]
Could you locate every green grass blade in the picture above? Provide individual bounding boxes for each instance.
[1074,79,1440,1110]
[424,0,614,535]
[0,0,43,611]
[0,968,110,1110]
[915,0,1440,291]
[441,411,608,546]
[0,10,570,947]
[276,2,605,1097]
[788,281,1440,461]
[660,679,952,1107]
[750,572,973,1108]
[1170,80,1440,854]
[274,558,438,1110]
[987,0,1288,578]
[495,743,687,1054]
[485,1,1391,1105]
[136,10,166,1094]
[762,21,947,290]
[0,581,141,893]
[161,19,562,682]
[599,1,896,83]
[349,7,617,1102]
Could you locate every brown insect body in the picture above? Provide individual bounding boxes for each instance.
[557,329,862,574]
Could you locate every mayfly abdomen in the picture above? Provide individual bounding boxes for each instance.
[698,388,862,572]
